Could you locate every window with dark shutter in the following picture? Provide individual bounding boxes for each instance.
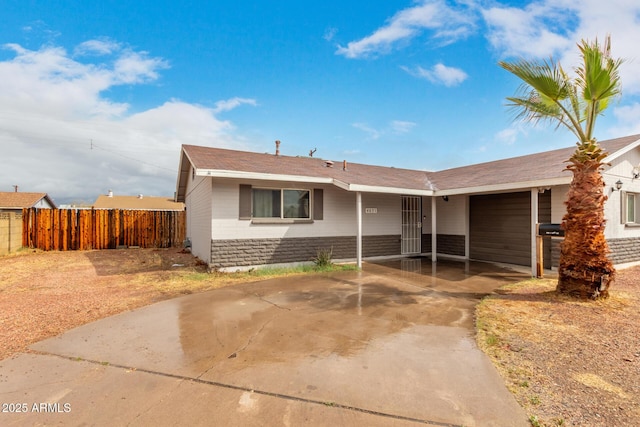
[314,188,323,220]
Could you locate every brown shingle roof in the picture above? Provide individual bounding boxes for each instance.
[182,144,434,191]
[93,195,185,210]
[429,134,640,191]
[0,192,55,209]
[178,134,640,198]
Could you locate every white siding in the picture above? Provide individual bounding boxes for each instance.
[185,174,212,263]
[210,179,402,240]
[550,146,640,239]
[437,196,466,234]
[33,199,53,209]
[361,193,401,235]
[603,148,640,239]
[551,185,569,223]
[422,195,466,234]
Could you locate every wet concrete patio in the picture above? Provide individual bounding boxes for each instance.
[0,258,530,426]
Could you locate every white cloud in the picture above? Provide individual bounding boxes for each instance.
[482,2,574,58]
[495,126,520,145]
[336,0,476,59]
[610,103,640,136]
[391,120,417,133]
[484,0,640,94]
[113,50,168,84]
[340,0,640,96]
[213,97,258,113]
[0,42,254,203]
[74,39,121,56]
[402,63,468,86]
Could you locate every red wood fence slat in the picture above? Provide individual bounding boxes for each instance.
[22,208,185,251]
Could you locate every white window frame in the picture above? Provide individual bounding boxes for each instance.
[621,191,640,225]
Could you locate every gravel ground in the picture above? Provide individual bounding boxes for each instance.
[476,265,640,427]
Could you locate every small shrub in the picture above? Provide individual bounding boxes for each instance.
[529,415,541,427]
[313,247,333,268]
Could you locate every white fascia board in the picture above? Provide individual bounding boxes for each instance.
[195,169,333,184]
[332,179,350,191]
[436,176,572,196]
[339,183,433,196]
[603,138,640,163]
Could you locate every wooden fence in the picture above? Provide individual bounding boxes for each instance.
[22,208,186,251]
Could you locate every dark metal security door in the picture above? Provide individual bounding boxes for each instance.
[401,196,422,254]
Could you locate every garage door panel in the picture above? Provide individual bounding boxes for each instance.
[470,192,531,266]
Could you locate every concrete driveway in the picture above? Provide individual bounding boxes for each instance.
[0,259,529,426]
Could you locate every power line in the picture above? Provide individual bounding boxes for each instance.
[90,141,176,173]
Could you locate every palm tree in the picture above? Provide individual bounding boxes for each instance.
[499,36,623,299]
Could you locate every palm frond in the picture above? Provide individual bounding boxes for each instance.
[499,35,623,144]
[575,35,624,139]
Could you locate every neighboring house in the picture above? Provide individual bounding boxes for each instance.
[175,135,640,274]
[93,191,185,211]
[0,191,56,213]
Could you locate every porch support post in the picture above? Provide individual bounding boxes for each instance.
[431,196,437,262]
[531,188,539,277]
[464,195,470,259]
[356,191,363,269]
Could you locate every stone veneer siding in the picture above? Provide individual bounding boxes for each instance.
[210,235,401,269]
[607,237,640,264]
[550,237,640,268]
[421,234,465,257]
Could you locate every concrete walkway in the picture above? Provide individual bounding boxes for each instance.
[0,259,530,426]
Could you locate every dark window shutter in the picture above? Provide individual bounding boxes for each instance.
[239,184,252,220]
[314,189,323,220]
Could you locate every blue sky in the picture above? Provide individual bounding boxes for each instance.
[2,0,640,204]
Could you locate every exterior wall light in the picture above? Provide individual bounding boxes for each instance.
[633,166,640,179]
[613,180,623,191]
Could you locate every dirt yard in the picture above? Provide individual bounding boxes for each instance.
[477,266,640,426]
[1,249,638,426]
[0,248,274,361]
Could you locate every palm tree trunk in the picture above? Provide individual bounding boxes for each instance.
[557,148,615,299]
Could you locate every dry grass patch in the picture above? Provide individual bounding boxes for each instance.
[476,268,640,426]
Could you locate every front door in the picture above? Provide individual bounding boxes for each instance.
[401,196,422,255]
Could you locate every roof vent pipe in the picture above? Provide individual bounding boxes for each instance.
[275,140,280,156]
[108,189,113,197]
[343,160,347,171]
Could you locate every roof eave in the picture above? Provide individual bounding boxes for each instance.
[603,137,640,163]
[196,169,335,185]
[175,147,192,202]
[341,183,434,196]
[436,176,572,196]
